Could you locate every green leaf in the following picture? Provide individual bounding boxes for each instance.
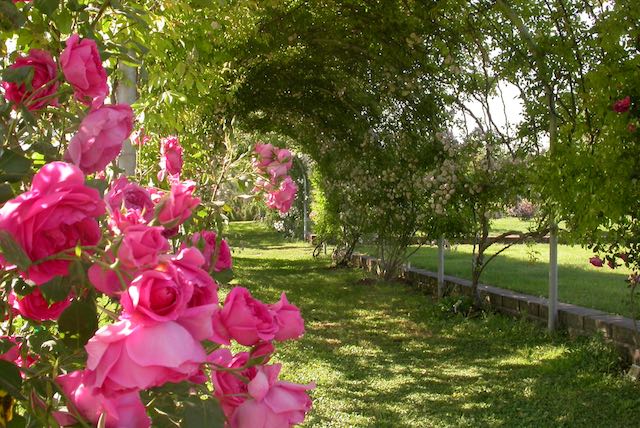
[34,0,59,16]
[10,277,33,296]
[0,182,14,203]
[1,66,33,85]
[0,360,22,397]
[0,230,31,270]
[0,338,15,354]
[86,178,109,197]
[58,298,98,348]
[181,397,225,428]
[0,1,25,31]
[0,149,32,183]
[39,276,72,303]
[7,414,27,428]
[212,268,233,285]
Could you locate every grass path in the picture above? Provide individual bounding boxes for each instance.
[227,222,640,427]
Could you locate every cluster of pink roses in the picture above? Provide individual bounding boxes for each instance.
[252,143,298,214]
[1,34,134,175]
[1,34,313,428]
[612,95,638,133]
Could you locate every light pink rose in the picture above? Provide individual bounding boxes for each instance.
[209,349,255,418]
[56,370,150,428]
[1,49,59,111]
[105,177,154,233]
[229,364,314,428]
[9,288,72,321]
[85,319,206,392]
[167,247,219,340]
[64,104,134,175]
[157,136,183,182]
[60,34,108,108]
[189,230,232,272]
[117,225,169,269]
[265,176,297,214]
[0,162,105,285]
[253,143,275,168]
[212,287,277,346]
[269,293,304,341]
[155,180,200,228]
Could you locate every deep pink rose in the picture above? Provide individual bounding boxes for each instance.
[121,267,193,324]
[613,96,631,113]
[0,336,35,370]
[106,177,154,233]
[64,104,134,174]
[85,319,206,392]
[60,34,108,108]
[229,364,314,428]
[157,136,183,182]
[9,288,71,321]
[253,143,275,169]
[156,180,200,228]
[209,349,255,418]
[56,370,150,428]
[212,287,277,346]
[265,176,298,214]
[0,162,104,285]
[189,230,232,272]
[1,49,58,111]
[618,252,629,263]
[589,256,604,268]
[166,247,219,340]
[117,225,169,269]
[269,293,304,341]
[88,262,129,297]
[250,341,275,363]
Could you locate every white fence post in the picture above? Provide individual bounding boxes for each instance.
[548,225,558,330]
[438,236,445,298]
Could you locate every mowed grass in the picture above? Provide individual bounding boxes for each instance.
[226,221,640,428]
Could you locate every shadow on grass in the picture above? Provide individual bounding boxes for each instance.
[232,254,640,427]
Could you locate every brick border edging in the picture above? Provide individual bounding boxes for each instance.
[351,253,640,365]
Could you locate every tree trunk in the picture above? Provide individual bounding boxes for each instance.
[115,62,137,175]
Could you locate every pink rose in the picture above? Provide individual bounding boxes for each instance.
[589,256,604,267]
[249,341,275,363]
[9,288,71,321]
[64,104,134,174]
[265,176,297,214]
[121,267,193,324]
[212,287,277,346]
[229,364,314,428]
[1,49,59,111]
[269,293,304,341]
[106,177,154,233]
[60,34,108,108]
[88,262,129,297]
[209,349,255,418]
[613,96,631,113]
[155,180,200,228]
[85,319,206,392]
[0,162,104,285]
[189,230,232,272]
[167,247,219,340]
[253,143,275,168]
[0,336,35,370]
[56,370,150,428]
[117,225,169,269]
[157,136,183,182]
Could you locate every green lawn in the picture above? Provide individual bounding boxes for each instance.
[226,221,640,428]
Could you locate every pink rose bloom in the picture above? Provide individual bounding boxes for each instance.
[157,136,183,182]
[266,160,291,180]
[1,49,58,111]
[589,256,604,268]
[212,287,277,346]
[229,364,314,428]
[9,288,72,321]
[121,267,193,324]
[85,319,206,392]
[64,104,134,175]
[88,262,129,297]
[0,162,104,285]
[156,180,200,228]
[250,341,275,363]
[0,337,20,363]
[106,177,154,233]
[253,143,275,168]
[56,370,150,428]
[209,349,255,418]
[117,225,169,269]
[269,293,304,341]
[167,247,219,340]
[265,177,298,214]
[613,96,631,113]
[189,230,232,272]
[60,34,108,108]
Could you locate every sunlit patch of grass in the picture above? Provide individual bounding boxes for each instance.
[228,221,640,428]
